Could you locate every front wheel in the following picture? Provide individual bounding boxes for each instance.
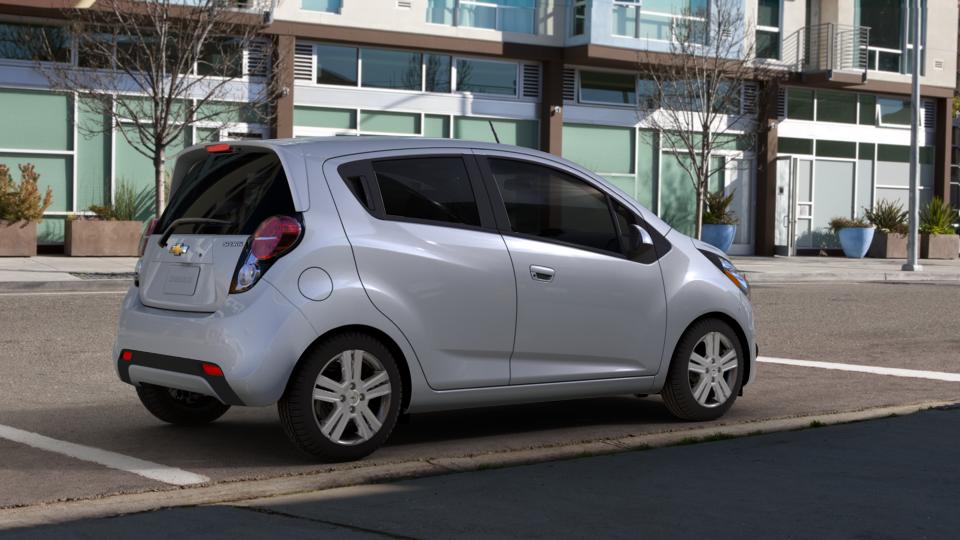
[661,319,744,421]
[278,333,402,462]
[136,384,231,425]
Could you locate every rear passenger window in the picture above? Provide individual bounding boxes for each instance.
[372,157,481,227]
[488,158,620,254]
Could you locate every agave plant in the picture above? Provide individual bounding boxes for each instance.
[863,200,908,234]
[920,196,958,235]
[702,189,739,225]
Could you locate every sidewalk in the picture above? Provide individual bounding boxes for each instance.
[0,255,959,291]
[732,255,960,284]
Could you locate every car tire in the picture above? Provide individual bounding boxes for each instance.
[278,333,403,462]
[136,384,231,425]
[661,318,744,422]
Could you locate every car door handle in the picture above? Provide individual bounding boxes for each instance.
[530,265,555,282]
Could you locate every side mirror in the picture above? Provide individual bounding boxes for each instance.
[628,224,654,251]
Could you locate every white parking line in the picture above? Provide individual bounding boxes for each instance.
[0,291,127,297]
[0,424,208,486]
[758,356,960,383]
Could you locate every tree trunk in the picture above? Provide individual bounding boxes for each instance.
[153,148,166,218]
[694,188,704,240]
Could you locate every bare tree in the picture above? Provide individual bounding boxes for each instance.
[35,0,283,217]
[636,0,775,238]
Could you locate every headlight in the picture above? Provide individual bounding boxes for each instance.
[699,249,750,297]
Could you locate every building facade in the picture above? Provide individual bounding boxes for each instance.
[0,0,956,255]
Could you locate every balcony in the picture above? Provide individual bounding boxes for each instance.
[569,0,712,53]
[783,23,871,85]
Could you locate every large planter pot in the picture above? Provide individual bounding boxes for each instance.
[0,220,37,257]
[867,231,908,259]
[65,220,142,257]
[837,227,875,258]
[701,224,737,253]
[920,233,959,260]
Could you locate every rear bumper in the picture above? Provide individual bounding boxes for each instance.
[113,281,317,406]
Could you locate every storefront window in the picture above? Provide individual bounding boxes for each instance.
[455,58,517,96]
[315,44,357,86]
[579,71,636,105]
[816,90,857,124]
[786,88,814,120]
[425,54,452,93]
[361,48,422,91]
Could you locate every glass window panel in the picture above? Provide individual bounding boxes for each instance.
[796,159,812,203]
[424,115,450,138]
[859,94,876,124]
[579,71,636,105]
[360,111,420,135]
[425,54,451,92]
[0,152,71,213]
[876,155,910,187]
[361,48,422,90]
[612,4,639,37]
[858,143,875,160]
[197,38,243,77]
[877,51,902,72]
[0,22,69,62]
[426,0,455,24]
[778,137,814,155]
[858,0,902,50]
[815,140,857,159]
[0,89,72,151]
[488,158,620,253]
[659,152,697,235]
[637,130,657,210]
[373,157,481,226]
[456,59,517,96]
[561,124,634,174]
[458,2,497,29]
[876,187,909,209]
[638,12,673,41]
[453,117,538,148]
[603,175,637,199]
[315,44,357,86]
[501,0,536,33]
[757,0,780,27]
[813,160,856,243]
[856,159,873,217]
[302,0,342,12]
[572,1,587,36]
[76,98,110,209]
[787,88,814,120]
[756,30,779,59]
[877,144,910,163]
[817,90,857,124]
[293,106,356,129]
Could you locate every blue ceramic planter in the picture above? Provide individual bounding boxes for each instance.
[837,227,875,258]
[701,224,737,253]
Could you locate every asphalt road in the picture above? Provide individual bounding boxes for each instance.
[0,282,958,517]
[7,406,960,539]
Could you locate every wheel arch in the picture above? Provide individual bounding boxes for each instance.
[291,324,413,412]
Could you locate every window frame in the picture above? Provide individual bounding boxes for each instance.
[476,153,652,260]
[337,153,499,232]
[754,0,782,60]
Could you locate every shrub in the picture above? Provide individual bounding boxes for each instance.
[87,180,139,221]
[829,216,871,233]
[863,200,908,234]
[702,189,739,225]
[919,196,958,235]
[0,163,54,223]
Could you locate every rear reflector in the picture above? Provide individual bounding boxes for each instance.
[121,350,133,362]
[206,143,232,153]
[202,363,224,377]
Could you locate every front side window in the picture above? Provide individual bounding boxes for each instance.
[316,44,357,86]
[372,157,481,226]
[456,58,517,96]
[579,71,636,105]
[362,48,422,90]
[488,158,620,254]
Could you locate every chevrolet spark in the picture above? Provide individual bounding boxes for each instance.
[114,138,756,462]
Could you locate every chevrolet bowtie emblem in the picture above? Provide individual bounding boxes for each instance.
[169,243,189,256]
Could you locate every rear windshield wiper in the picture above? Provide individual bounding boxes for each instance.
[157,218,232,248]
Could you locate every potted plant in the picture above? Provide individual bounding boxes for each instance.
[700,190,738,253]
[65,181,144,256]
[0,163,53,257]
[919,196,959,260]
[864,200,908,258]
[829,216,874,258]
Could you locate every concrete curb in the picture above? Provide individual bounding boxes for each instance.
[1,399,955,530]
[0,279,132,293]
[744,271,960,284]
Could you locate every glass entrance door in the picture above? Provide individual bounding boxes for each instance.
[774,156,796,255]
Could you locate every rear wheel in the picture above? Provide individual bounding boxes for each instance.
[278,333,402,462]
[136,385,230,425]
[661,319,743,421]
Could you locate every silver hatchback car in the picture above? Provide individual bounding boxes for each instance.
[114,138,756,462]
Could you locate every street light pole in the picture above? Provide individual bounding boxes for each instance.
[903,0,923,272]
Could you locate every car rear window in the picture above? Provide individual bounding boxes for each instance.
[156,150,296,236]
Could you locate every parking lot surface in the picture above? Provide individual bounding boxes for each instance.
[0,281,957,517]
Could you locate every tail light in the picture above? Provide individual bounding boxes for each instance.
[231,215,302,294]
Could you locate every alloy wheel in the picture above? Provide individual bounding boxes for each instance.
[687,331,738,408]
[312,349,393,445]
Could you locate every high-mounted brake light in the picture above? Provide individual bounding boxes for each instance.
[206,143,233,153]
[251,216,302,261]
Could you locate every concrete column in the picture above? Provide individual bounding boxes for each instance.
[754,81,779,256]
[540,59,564,156]
[272,34,295,139]
[933,96,952,200]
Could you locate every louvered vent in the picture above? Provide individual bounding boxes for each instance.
[294,42,314,81]
[922,99,936,127]
[396,0,412,7]
[741,81,758,114]
[245,39,270,78]
[521,64,541,98]
[776,87,786,118]
[562,67,576,102]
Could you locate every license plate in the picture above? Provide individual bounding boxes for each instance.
[163,265,201,296]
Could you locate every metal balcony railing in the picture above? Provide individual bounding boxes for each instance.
[783,23,870,77]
